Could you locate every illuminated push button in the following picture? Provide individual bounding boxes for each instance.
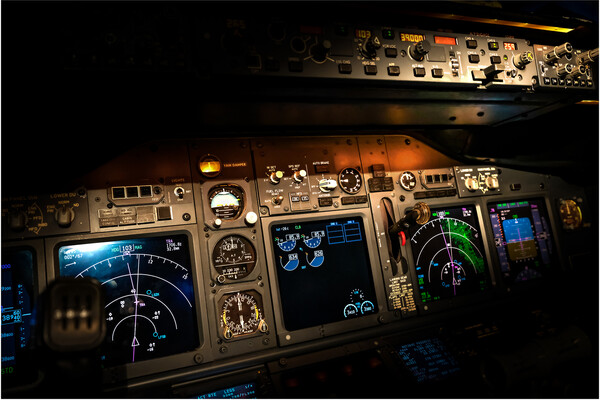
[466,39,478,49]
[156,206,172,221]
[488,42,499,50]
[8,210,28,232]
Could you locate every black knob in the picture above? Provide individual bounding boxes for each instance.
[309,41,331,63]
[513,51,534,69]
[557,63,574,77]
[577,48,599,65]
[544,42,573,64]
[361,36,381,59]
[409,40,431,61]
[8,210,27,232]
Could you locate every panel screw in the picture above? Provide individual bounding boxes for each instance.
[183,213,191,221]
[193,353,203,364]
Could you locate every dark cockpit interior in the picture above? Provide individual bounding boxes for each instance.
[2,1,598,398]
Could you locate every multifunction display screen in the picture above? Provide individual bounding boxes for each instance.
[271,217,378,331]
[58,235,198,367]
[396,338,461,383]
[409,205,490,303]
[488,199,554,284]
[197,382,257,399]
[1,248,35,386]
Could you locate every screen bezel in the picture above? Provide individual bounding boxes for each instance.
[484,196,559,289]
[261,209,390,346]
[403,201,496,314]
[1,240,45,391]
[45,226,211,383]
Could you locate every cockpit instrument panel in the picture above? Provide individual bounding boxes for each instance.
[58,234,199,367]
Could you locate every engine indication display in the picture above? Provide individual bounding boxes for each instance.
[212,235,256,281]
[488,199,554,284]
[58,235,198,367]
[208,184,244,220]
[409,205,489,303]
[271,217,378,331]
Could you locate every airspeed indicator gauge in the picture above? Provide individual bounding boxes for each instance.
[338,167,363,194]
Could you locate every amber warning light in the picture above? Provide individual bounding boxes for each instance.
[434,36,457,45]
[199,155,222,178]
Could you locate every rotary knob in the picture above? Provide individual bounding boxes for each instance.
[55,205,75,228]
[293,169,307,182]
[409,40,431,61]
[360,36,381,59]
[557,63,574,77]
[513,51,534,69]
[309,40,331,63]
[577,48,599,65]
[485,176,499,190]
[464,177,479,192]
[318,179,338,192]
[269,171,284,184]
[544,42,573,64]
[7,210,28,232]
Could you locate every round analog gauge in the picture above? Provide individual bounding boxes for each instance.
[212,235,257,281]
[208,184,244,220]
[338,167,362,194]
[220,291,267,339]
[559,199,582,230]
[400,171,417,191]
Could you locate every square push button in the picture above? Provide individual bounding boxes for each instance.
[466,39,478,49]
[387,65,400,76]
[384,47,398,58]
[338,63,352,74]
[413,67,426,77]
[468,54,480,63]
[488,42,499,50]
[364,65,377,75]
[157,206,172,221]
[431,68,443,78]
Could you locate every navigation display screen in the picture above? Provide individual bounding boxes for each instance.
[197,382,257,399]
[409,205,490,303]
[1,247,35,386]
[396,338,461,383]
[271,217,378,331]
[488,199,554,284]
[58,234,199,367]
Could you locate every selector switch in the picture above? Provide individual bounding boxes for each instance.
[409,40,431,61]
[55,205,75,228]
[544,42,573,64]
[318,179,338,192]
[360,36,381,59]
[293,169,307,182]
[464,177,479,192]
[269,171,284,184]
[513,51,534,69]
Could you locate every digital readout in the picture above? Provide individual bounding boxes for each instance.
[355,29,371,39]
[400,33,425,42]
[504,42,517,51]
[434,36,457,45]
